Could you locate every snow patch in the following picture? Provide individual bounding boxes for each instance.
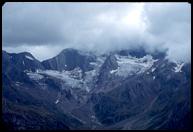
[96,56,106,64]
[114,54,157,77]
[90,62,98,66]
[153,76,156,80]
[151,68,156,72]
[15,81,22,86]
[110,69,118,74]
[55,99,59,104]
[37,68,85,90]
[25,55,34,60]
[174,63,184,72]
[70,113,86,124]
[31,66,101,92]
[55,92,61,104]
[27,72,44,80]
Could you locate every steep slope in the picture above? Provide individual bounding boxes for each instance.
[2,50,88,130]
[2,50,44,82]
[90,59,191,129]
[42,48,96,72]
[3,50,44,72]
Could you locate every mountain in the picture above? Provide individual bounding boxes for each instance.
[42,48,96,72]
[2,50,44,83]
[3,50,44,72]
[2,48,191,130]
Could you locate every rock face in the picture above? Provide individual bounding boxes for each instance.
[42,48,95,72]
[96,54,118,85]
[3,51,44,72]
[2,48,191,130]
[2,51,44,83]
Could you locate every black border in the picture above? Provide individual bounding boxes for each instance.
[1,0,192,132]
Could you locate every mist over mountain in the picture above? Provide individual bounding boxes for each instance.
[2,3,191,62]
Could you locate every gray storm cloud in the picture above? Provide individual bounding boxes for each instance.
[2,2,191,62]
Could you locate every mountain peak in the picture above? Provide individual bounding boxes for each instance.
[18,52,35,59]
[60,48,78,54]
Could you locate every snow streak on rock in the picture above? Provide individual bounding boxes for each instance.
[26,72,44,80]
[25,55,34,60]
[174,62,184,73]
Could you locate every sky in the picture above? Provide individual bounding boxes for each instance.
[2,2,191,62]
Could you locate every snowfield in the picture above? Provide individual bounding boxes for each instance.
[37,68,84,89]
[111,54,158,77]
[26,54,158,91]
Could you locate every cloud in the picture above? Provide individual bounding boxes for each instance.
[2,2,191,62]
[2,2,67,46]
[3,45,63,61]
[142,3,191,62]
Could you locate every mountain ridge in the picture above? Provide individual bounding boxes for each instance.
[2,48,191,130]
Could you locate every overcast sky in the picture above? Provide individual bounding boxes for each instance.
[2,2,191,62]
